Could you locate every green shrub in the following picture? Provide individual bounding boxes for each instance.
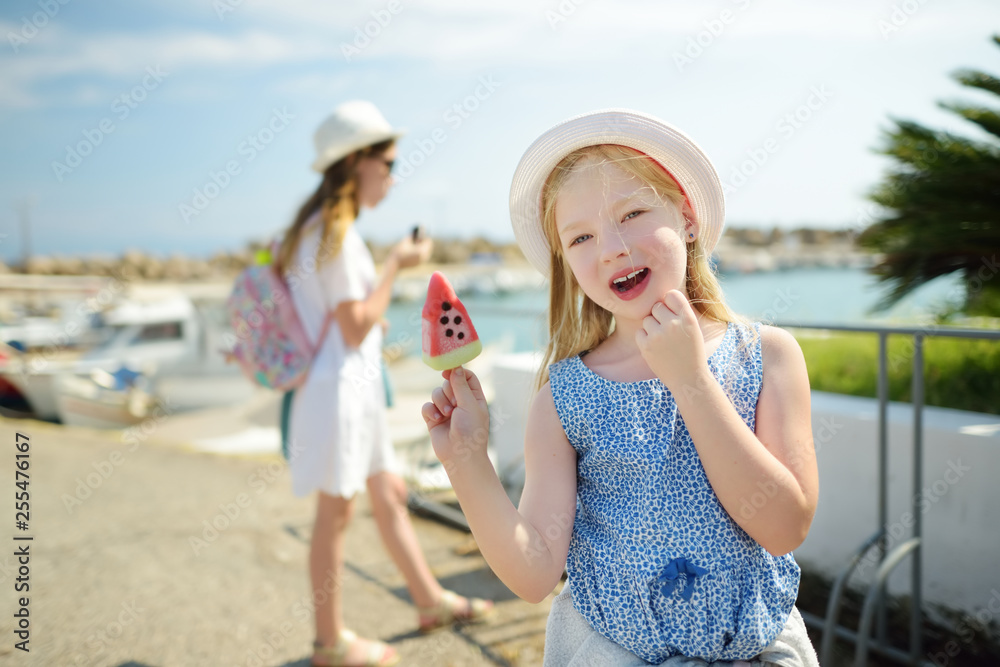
[794,332,1000,415]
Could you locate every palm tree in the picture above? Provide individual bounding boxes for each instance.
[857,35,1000,317]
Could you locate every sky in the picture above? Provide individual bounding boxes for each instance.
[0,0,998,263]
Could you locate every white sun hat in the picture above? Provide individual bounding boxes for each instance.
[509,108,725,278]
[311,100,405,173]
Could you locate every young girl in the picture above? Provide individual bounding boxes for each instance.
[279,100,493,667]
[422,109,820,666]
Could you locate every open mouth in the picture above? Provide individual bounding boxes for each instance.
[610,267,650,299]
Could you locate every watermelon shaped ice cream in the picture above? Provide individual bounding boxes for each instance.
[422,271,482,371]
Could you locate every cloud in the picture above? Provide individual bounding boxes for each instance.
[2,0,994,111]
[0,24,336,109]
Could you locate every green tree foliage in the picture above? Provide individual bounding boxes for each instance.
[858,35,1000,316]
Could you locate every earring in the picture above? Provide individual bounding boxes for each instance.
[689,233,695,239]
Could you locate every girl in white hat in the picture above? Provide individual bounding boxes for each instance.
[279,100,493,667]
[422,109,820,666]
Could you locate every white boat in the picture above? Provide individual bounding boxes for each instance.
[53,367,156,430]
[0,297,113,418]
[53,293,254,428]
[1,289,254,426]
[0,347,86,420]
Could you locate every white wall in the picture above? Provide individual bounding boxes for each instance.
[800,391,1000,618]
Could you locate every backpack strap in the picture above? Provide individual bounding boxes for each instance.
[274,221,343,353]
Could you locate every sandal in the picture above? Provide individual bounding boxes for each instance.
[311,629,400,667]
[417,589,495,633]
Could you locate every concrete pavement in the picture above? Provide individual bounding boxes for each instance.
[0,353,554,667]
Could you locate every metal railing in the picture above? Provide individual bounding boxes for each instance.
[772,321,1000,667]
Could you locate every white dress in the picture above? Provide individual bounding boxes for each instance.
[283,214,398,498]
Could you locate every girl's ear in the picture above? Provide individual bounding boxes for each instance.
[680,200,699,243]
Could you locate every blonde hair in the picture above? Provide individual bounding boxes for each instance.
[276,139,394,273]
[535,144,752,390]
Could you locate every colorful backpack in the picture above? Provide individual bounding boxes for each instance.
[224,252,332,391]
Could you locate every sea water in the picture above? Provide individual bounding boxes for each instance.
[384,266,965,357]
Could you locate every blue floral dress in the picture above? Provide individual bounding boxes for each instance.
[547,322,800,664]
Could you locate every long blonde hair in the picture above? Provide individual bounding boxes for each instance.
[276,139,394,273]
[535,145,751,390]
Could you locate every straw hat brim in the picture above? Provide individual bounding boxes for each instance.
[508,108,725,278]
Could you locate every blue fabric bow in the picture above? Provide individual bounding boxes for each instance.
[657,557,709,602]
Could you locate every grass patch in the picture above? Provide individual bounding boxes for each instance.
[794,331,1000,415]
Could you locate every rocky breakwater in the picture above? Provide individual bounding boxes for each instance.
[714,227,875,273]
[0,249,253,282]
[0,236,530,282]
[0,227,875,284]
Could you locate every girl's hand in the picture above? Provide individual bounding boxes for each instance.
[421,367,491,468]
[636,289,708,393]
[391,235,433,269]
